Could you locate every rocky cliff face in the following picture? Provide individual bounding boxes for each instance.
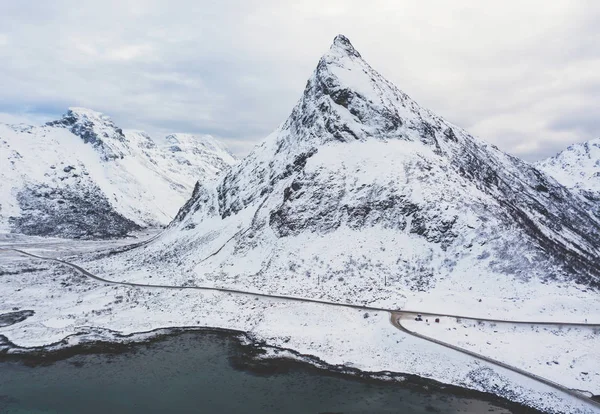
[0,108,236,238]
[95,36,600,308]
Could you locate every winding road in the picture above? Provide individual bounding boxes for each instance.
[5,248,598,326]
[3,247,600,410]
[390,313,599,408]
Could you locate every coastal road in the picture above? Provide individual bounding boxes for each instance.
[390,312,600,409]
[4,248,599,327]
[4,247,600,410]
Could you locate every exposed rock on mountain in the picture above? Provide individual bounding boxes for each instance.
[45,107,128,161]
[0,108,236,238]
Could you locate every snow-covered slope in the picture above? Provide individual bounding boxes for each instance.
[94,35,600,313]
[0,108,236,238]
[536,138,600,218]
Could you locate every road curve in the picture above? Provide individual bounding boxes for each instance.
[4,247,600,410]
[390,312,600,410]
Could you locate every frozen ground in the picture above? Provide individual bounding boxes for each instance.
[402,314,600,396]
[0,238,599,414]
[0,229,158,257]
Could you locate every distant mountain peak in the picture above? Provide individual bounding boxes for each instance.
[48,107,119,132]
[164,133,236,161]
[67,106,108,119]
[536,137,600,215]
[46,107,127,160]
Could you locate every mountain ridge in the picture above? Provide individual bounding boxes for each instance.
[0,108,236,238]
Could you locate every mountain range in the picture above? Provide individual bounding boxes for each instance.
[0,107,236,238]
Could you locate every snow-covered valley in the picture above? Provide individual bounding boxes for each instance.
[1,237,599,413]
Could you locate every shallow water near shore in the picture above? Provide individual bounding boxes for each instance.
[0,330,535,414]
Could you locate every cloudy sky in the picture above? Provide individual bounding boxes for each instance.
[0,1,598,160]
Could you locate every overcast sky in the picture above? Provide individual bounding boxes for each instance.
[0,1,598,160]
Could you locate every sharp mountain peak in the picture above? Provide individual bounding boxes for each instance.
[165,35,600,295]
[330,34,361,57]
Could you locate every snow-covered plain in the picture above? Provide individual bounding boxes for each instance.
[402,315,600,396]
[0,246,598,414]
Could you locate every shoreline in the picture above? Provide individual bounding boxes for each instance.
[2,246,597,413]
[0,325,541,414]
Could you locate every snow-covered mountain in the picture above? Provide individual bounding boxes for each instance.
[536,138,600,218]
[93,35,600,314]
[0,108,236,238]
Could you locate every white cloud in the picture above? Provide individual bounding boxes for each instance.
[0,0,598,159]
[0,111,53,126]
[106,44,154,61]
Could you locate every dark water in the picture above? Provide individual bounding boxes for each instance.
[0,331,531,414]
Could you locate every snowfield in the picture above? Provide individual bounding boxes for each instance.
[0,246,598,414]
[402,315,600,396]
